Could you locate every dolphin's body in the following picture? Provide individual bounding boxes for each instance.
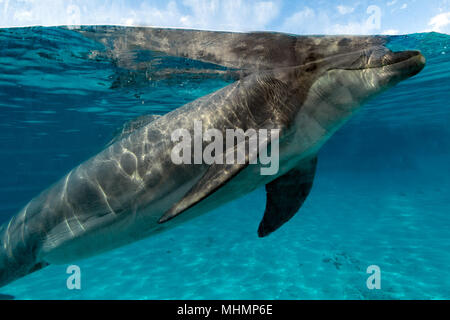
[0,27,425,288]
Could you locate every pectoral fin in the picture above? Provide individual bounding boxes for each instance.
[258,156,317,237]
[158,161,248,223]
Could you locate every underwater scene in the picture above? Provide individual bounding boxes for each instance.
[0,27,449,300]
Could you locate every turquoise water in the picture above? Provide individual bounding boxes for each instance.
[0,28,449,299]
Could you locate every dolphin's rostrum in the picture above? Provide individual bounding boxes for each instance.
[0,27,425,288]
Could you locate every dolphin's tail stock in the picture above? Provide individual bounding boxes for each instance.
[0,215,49,288]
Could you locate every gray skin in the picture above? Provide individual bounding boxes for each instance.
[0,27,425,288]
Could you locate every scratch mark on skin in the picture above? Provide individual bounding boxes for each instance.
[71,212,86,233]
[21,203,30,245]
[96,179,117,217]
[62,171,71,202]
[61,171,86,233]
[64,217,75,237]
[5,217,17,263]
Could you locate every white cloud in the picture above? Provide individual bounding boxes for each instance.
[400,3,407,9]
[281,5,384,35]
[13,10,33,22]
[337,5,354,15]
[381,29,400,34]
[387,0,397,6]
[330,21,378,35]
[427,12,450,33]
[0,0,280,31]
[1,0,150,27]
[179,0,280,31]
[280,7,328,34]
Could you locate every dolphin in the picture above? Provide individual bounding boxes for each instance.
[0,27,425,288]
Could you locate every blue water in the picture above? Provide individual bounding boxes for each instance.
[0,28,449,299]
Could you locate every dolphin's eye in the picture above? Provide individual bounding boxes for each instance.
[305,52,320,63]
[305,64,318,72]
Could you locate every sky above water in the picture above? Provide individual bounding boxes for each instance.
[0,0,449,34]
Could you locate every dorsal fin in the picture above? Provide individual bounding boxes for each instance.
[107,114,161,146]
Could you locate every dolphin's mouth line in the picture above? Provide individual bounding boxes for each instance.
[259,50,425,76]
[336,50,425,71]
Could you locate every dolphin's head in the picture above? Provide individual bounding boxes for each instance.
[322,46,425,97]
[295,45,426,134]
